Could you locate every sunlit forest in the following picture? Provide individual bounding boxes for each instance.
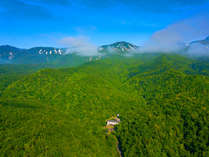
[0,54,208,156]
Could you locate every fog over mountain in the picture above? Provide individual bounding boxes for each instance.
[1,34,209,65]
[139,15,209,55]
[187,36,209,56]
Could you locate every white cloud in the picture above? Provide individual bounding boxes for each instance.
[60,36,99,56]
[140,14,209,54]
[187,43,209,56]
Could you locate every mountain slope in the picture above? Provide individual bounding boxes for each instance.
[0,45,64,64]
[0,57,143,157]
[0,45,97,66]
[0,54,208,156]
[0,45,28,63]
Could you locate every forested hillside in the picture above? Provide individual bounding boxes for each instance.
[0,64,44,96]
[0,54,208,157]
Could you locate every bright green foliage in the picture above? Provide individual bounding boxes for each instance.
[0,64,43,95]
[117,70,209,157]
[0,54,208,156]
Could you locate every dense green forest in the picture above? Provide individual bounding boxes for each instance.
[0,64,44,96]
[0,54,208,156]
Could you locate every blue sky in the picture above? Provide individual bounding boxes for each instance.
[0,0,209,48]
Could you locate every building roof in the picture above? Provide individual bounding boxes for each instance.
[107,120,118,123]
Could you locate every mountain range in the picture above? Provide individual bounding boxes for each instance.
[0,45,65,64]
[0,41,138,65]
[0,37,209,65]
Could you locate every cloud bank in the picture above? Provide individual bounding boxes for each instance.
[187,43,209,56]
[140,15,209,55]
[60,14,209,57]
[60,36,99,56]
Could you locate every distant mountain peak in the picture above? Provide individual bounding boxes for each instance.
[98,41,139,55]
[190,36,209,45]
[0,45,20,49]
